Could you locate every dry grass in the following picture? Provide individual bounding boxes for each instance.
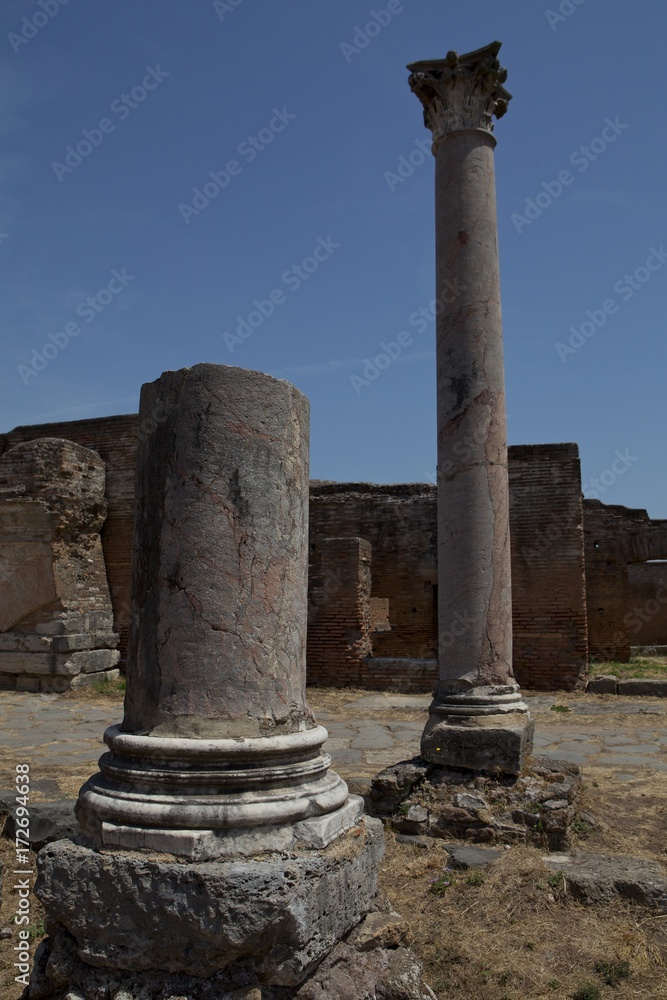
[380,835,667,999]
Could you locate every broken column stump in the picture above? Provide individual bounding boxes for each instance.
[0,438,119,692]
[26,365,433,1000]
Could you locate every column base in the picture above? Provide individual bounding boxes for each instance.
[421,711,534,775]
[77,723,357,859]
[86,794,365,860]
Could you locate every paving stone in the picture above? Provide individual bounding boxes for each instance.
[587,676,618,694]
[350,729,395,751]
[328,749,363,765]
[603,733,649,745]
[390,731,422,745]
[349,695,431,712]
[617,679,667,697]
[545,852,667,911]
[551,742,600,755]
[539,750,590,765]
[395,834,432,849]
[443,845,503,869]
[325,726,360,740]
[594,755,655,768]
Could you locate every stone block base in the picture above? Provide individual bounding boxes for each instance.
[26,906,436,999]
[0,633,120,692]
[28,818,385,990]
[421,712,534,776]
[370,755,582,852]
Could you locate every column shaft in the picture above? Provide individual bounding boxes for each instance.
[435,130,512,695]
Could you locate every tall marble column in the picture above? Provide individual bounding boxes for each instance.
[407,42,533,774]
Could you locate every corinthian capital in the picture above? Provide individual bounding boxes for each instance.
[407,41,511,147]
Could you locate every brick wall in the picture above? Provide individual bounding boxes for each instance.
[309,483,438,665]
[585,501,667,660]
[306,537,372,687]
[1,414,592,691]
[626,562,667,647]
[309,448,589,691]
[509,444,588,690]
[0,415,139,665]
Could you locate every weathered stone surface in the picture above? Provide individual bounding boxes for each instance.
[421,716,535,776]
[368,758,429,814]
[0,438,119,687]
[124,364,312,740]
[587,675,618,694]
[395,834,432,849]
[3,800,78,851]
[393,803,429,835]
[545,852,667,911]
[33,822,384,985]
[443,844,503,869]
[453,792,488,811]
[70,668,121,689]
[291,942,436,999]
[26,929,435,999]
[372,755,581,850]
[617,678,667,697]
[347,910,408,952]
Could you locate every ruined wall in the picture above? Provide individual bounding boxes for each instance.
[626,562,667,647]
[1,415,592,691]
[585,499,667,660]
[309,446,588,691]
[1,415,139,665]
[308,483,438,690]
[306,537,372,687]
[509,444,588,690]
[0,438,119,691]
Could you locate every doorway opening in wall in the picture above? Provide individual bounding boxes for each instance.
[627,560,667,652]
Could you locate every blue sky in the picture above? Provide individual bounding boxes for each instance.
[1,0,666,517]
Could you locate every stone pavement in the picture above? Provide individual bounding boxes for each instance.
[1,691,666,791]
